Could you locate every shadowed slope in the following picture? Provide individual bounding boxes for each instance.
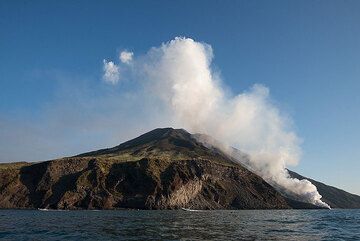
[1,128,356,209]
[0,128,292,210]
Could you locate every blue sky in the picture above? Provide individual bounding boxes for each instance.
[0,0,359,194]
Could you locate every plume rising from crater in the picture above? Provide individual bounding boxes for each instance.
[104,37,329,208]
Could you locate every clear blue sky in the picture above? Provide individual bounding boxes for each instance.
[0,0,359,194]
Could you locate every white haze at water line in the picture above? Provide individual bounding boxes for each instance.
[104,37,330,208]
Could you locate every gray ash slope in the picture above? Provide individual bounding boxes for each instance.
[0,128,357,209]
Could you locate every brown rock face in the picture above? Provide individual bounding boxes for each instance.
[0,158,290,209]
[0,128,296,210]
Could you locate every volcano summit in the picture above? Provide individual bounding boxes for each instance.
[0,128,359,210]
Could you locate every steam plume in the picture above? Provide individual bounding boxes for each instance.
[120,51,133,64]
[103,59,120,84]
[104,37,330,208]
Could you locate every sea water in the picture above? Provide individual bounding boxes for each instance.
[0,209,359,240]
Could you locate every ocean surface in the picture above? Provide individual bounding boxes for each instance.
[0,209,359,240]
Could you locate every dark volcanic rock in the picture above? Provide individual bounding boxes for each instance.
[0,128,293,210]
[2,128,354,210]
[0,157,291,210]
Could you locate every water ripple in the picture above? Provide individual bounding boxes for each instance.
[0,209,359,240]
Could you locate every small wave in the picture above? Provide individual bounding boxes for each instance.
[37,208,69,211]
[181,208,203,212]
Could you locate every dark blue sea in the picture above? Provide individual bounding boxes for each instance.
[0,209,359,240]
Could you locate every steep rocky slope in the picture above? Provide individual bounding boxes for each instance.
[0,128,294,210]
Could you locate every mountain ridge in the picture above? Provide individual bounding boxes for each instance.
[0,128,358,209]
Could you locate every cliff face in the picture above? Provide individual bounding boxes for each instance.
[0,128,292,210]
[0,157,290,209]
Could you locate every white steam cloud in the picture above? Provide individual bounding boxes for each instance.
[120,51,133,64]
[103,59,120,84]
[102,51,133,84]
[104,37,330,208]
